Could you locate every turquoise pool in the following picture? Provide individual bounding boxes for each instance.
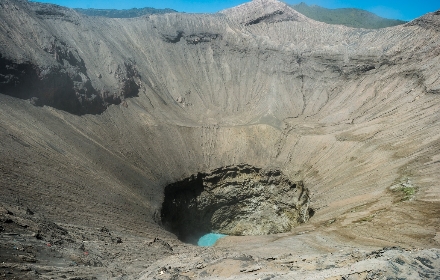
[197,233,227,246]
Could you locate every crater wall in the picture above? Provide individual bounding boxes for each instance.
[0,0,440,278]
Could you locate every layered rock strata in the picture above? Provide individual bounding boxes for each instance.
[161,164,311,243]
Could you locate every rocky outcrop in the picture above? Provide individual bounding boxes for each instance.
[0,51,140,114]
[161,31,222,45]
[0,53,90,114]
[406,10,440,31]
[0,35,109,114]
[0,0,140,114]
[161,164,311,243]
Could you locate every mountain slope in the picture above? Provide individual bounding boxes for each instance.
[290,2,407,28]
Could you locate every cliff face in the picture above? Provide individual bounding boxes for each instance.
[1,0,438,119]
[1,0,440,278]
[0,0,141,114]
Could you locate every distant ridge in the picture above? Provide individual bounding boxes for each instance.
[74,7,177,18]
[290,2,407,29]
[74,1,406,28]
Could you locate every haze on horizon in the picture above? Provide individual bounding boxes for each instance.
[31,0,440,21]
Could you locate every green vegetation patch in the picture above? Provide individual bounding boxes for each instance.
[390,178,418,201]
[401,186,416,200]
[289,2,407,29]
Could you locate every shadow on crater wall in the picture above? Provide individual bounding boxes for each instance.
[160,164,312,244]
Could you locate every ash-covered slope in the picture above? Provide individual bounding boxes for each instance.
[74,7,177,18]
[1,0,440,278]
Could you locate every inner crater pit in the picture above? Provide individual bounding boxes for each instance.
[160,164,313,244]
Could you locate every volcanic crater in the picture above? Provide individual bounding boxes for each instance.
[161,164,312,244]
[1,0,440,279]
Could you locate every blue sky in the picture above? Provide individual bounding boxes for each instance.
[34,0,440,21]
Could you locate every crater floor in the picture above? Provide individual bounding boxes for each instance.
[1,0,440,279]
[161,164,312,243]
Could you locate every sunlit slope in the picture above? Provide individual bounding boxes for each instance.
[0,0,439,248]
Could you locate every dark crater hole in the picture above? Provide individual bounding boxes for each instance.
[160,164,313,244]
